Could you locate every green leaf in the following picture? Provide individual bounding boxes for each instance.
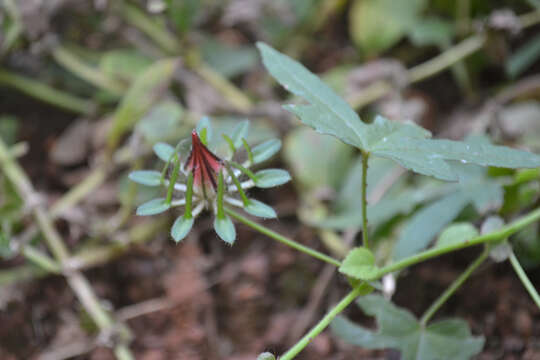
[153,142,175,162]
[437,222,479,248]
[128,170,162,186]
[257,42,368,149]
[214,215,236,245]
[165,0,200,33]
[339,247,379,280]
[394,192,469,260]
[100,49,152,82]
[171,215,194,243]
[409,17,454,47]
[137,101,183,142]
[284,127,354,191]
[107,58,178,150]
[481,216,510,262]
[258,44,540,181]
[196,117,212,145]
[349,0,426,55]
[256,353,276,360]
[201,39,258,78]
[251,138,282,164]
[136,198,170,216]
[318,183,449,230]
[231,120,249,149]
[506,33,540,78]
[0,115,18,146]
[254,169,291,188]
[245,199,277,219]
[331,294,484,360]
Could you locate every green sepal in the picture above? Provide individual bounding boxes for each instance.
[136,198,170,216]
[245,199,277,218]
[171,215,194,243]
[128,170,162,186]
[214,215,236,245]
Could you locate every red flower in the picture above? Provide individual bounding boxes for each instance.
[185,130,223,195]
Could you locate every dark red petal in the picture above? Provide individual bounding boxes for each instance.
[186,130,223,192]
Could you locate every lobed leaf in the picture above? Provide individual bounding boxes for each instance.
[257,42,368,149]
[258,44,540,181]
[331,294,484,360]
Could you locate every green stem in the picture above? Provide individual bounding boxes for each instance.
[217,171,225,219]
[361,151,369,249]
[225,164,249,206]
[0,69,93,114]
[229,161,258,182]
[280,286,363,360]
[165,154,181,204]
[184,172,194,217]
[509,251,540,310]
[420,248,488,326]
[225,208,341,267]
[372,208,540,279]
[22,246,62,274]
[408,34,485,83]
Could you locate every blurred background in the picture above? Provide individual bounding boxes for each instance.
[1,0,540,359]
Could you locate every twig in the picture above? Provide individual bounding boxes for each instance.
[0,138,134,359]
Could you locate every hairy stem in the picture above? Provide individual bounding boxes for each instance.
[361,151,369,249]
[509,251,540,310]
[280,286,363,360]
[420,248,488,325]
[225,208,341,267]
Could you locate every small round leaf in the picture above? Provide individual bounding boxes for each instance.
[214,215,236,245]
[255,169,291,188]
[437,222,478,248]
[257,353,276,360]
[153,142,175,162]
[171,215,194,242]
[245,199,277,218]
[128,170,162,186]
[339,247,379,280]
[136,198,170,216]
